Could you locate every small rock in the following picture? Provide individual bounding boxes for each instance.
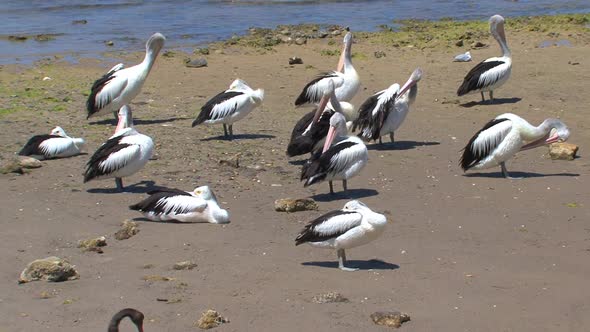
[219,154,240,168]
[317,32,329,38]
[34,34,55,42]
[105,40,114,46]
[214,49,223,55]
[142,275,174,282]
[295,38,307,45]
[72,19,88,25]
[185,58,208,68]
[8,35,28,42]
[370,311,411,328]
[18,257,79,284]
[549,142,578,160]
[455,40,464,47]
[162,50,175,57]
[173,261,198,270]
[114,220,139,240]
[374,51,386,58]
[77,236,107,253]
[289,56,303,65]
[18,156,42,168]
[280,36,293,44]
[471,41,486,48]
[274,198,318,212]
[194,47,210,55]
[42,76,52,81]
[312,292,349,303]
[331,30,342,36]
[280,29,291,36]
[196,309,229,329]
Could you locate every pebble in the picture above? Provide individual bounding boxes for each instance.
[288,56,303,65]
[185,58,208,68]
[370,311,411,328]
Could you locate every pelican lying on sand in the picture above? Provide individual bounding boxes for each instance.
[19,126,85,160]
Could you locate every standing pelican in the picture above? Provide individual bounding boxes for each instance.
[192,79,264,140]
[460,113,570,178]
[353,68,422,144]
[84,105,154,191]
[295,200,387,271]
[295,30,360,106]
[129,186,230,224]
[108,308,144,332]
[87,33,166,119]
[301,112,368,194]
[457,15,511,102]
[287,79,355,157]
[19,126,85,160]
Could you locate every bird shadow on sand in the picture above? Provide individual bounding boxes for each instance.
[86,180,164,194]
[460,97,522,108]
[311,188,379,202]
[464,171,579,179]
[130,217,219,224]
[200,133,275,141]
[88,117,190,126]
[302,259,399,271]
[367,141,440,151]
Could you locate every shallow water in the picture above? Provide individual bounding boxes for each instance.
[0,0,588,64]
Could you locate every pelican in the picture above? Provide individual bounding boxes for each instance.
[457,15,511,102]
[84,105,154,191]
[287,79,355,157]
[294,30,360,106]
[192,79,264,140]
[87,33,165,119]
[460,113,570,178]
[108,308,144,332]
[130,186,230,224]
[18,126,85,160]
[295,200,387,271]
[353,68,422,144]
[301,112,368,194]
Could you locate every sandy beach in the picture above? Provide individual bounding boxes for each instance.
[1,17,589,331]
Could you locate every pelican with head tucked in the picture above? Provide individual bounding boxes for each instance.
[460,113,570,178]
[457,15,511,102]
[87,33,165,119]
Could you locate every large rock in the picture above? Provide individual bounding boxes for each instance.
[274,198,318,212]
[370,311,411,328]
[18,156,43,168]
[18,257,79,284]
[549,142,578,160]
[0,159,24,174]
[114,220,140,240]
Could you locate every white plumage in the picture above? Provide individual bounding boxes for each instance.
[86,33,165,118]
[460,113,570,178]
[19,126,85,160]
[84,106,154,190]
[130,186,230,224]
[295,200,387,271]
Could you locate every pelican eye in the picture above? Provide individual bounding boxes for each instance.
[195,190,202,195]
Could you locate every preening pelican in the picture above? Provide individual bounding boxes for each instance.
[353,68,422,144]
[108,308,144,332]
[84,105,154,191]
[460,113,570,178]
[287,79,355,157]
[295,30,360,106]
[87,33,165,119]
[19,126,85,160]
[192,79,264,140]
[301,112,368,194]
[130,186,230,224]
[457,15,511,102]
[295,200,387,271]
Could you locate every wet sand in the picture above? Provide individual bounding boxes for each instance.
[0,25,589,331]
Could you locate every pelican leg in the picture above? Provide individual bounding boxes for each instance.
[329,181,334,194]
[480,92,486,102]
[489,90,494,102]
[342,179,348,191]
[500,162,522,179]
[223,124,228,138]
[115,178,124,191]
[390,132,395,143]
[229,125,234,140]
[378,136,383,145]
[337,249,358,272]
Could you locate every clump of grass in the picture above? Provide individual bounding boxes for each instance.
[320,49,339,56]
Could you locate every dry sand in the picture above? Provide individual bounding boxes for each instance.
[0,26,589,331]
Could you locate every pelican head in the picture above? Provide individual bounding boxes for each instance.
[322,112,347,153]
[342,200,368,211]
[193,186,230,224]
[489,15,510,56]
[397,68,423,99]
[114,105,133,134]
[521,118,570,150]
[50,126,67,137]
[146,32,166,56]
[337,31,353,72]
[229,78,250,91]
[193,185,216,200]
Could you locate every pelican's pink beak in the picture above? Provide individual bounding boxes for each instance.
[545,132,561,144]
[396,68,423,100]
[521,132,559,151]
[322,125,337,153]
[337,47,345,73]
[312,93,330,124]
[114,113,124,134]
